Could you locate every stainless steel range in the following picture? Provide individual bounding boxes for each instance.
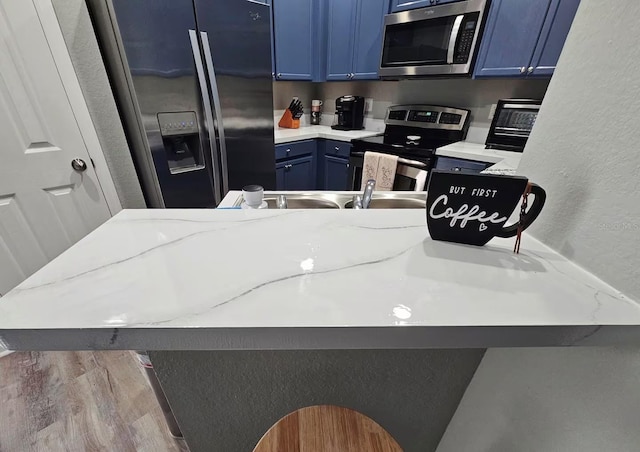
[350,104,470,191]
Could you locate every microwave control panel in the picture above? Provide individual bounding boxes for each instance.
[454,12,481,64]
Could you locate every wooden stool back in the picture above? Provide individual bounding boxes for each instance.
[253,405,402,452]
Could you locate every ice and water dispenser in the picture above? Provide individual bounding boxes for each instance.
[157,111,204,174]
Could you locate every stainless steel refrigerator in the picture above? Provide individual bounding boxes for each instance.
[89,0,276,207]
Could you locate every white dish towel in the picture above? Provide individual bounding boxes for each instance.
[361,151,398,190]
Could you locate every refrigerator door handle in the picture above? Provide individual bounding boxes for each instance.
[200,31,229,196]
[188,29,222,205]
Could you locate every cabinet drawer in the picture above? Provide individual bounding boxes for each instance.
[435,157,490,173]
[275,140,316,160]
[324,140,352,158]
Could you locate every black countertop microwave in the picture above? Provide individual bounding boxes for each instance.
[379,0,489,78]
[485,99,542,152]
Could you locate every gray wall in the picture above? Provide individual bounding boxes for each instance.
[437,1,640,450]
[52,0,145,209]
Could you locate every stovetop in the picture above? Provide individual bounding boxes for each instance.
[351,105,471,158]
[353,133,460,155]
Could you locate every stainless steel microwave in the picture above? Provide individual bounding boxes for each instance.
[379,0,489,78]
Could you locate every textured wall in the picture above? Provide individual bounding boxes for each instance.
[437,1,640,451]
[51,0,146,209]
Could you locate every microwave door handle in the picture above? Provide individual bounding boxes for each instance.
[189,29,222,205]
[447,15,464,64]
[200,31,229,196]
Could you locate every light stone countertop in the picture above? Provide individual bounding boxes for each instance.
[274,125,381,144]
[1,206,639,351]
[435,142,522,174]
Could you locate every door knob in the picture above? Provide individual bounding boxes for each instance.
[71,158,87,172]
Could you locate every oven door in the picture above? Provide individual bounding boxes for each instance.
[379,0,487,77]
[349,151,431,191]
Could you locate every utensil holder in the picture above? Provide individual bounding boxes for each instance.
[278,109,300,129]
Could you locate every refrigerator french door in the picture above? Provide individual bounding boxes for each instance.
[89,0,276,207]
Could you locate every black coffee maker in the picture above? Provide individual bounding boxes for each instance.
[331,95,365,130]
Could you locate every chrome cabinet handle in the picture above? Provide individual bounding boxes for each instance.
[200,31,229,195]
[286,148,291,154]
[71,158,87,172]
[284,164,292,170]
[335,146,340,151]
[189,29,221,204]
[527,66,534,74]
[346,163,350,168]
[520,67,526,74]
[276,73,282,79]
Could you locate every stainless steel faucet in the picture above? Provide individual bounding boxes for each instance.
[362,179,375,208]
[276,194,288,209]
[353,179,375,209]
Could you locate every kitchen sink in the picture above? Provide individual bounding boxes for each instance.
[264,197,340,209]
[343,197,426,209]
[232,192,426,209]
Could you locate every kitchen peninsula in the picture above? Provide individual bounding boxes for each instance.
[1,206,639,451]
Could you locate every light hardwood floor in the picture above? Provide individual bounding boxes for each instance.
[0,351,188,452]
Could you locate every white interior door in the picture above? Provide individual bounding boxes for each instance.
[0,0,113,297]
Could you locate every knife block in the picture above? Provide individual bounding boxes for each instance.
[278,109,300,129]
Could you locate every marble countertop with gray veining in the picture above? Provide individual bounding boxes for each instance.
[1,207,639,351]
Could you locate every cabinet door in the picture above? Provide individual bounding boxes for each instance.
[352,0,389,80]
[529,0,580,76]
[283,155,315,190]
[275,162,286,190]
[323,155,350,191]
[273,0,314,80]
[390,0,458,13]
[326,0,357,81]
[474,0,552,78]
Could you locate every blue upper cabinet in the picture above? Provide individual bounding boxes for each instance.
[529,0,581,76]
[272,0,314,80]
[325,0,389,81]
[390,0,459,13]
[352,0,389,79]
[326,0,357,80]
[474,0,552,78]
[474,0,580,78]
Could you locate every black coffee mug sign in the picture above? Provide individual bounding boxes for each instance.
[426,170,546,246]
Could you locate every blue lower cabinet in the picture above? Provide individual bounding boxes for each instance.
[320,140,352,190]
[275,162,286,190]
[323,155,350,190]
[276,155,316,190]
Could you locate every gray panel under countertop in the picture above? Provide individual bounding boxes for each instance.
[150,349,485,452]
